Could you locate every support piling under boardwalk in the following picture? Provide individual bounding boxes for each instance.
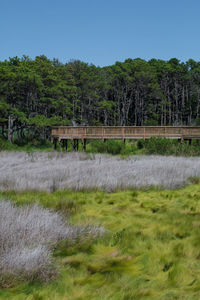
[51,126,200,151]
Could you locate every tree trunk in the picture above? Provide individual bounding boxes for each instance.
[8,115,14,143]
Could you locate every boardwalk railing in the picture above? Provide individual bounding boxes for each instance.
[51,126,200,150]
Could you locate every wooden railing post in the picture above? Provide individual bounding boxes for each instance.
[122,127,125,142]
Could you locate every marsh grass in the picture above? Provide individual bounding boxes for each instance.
[0,198,104,288]
[1,152,200,192]
[1,185,200,299]
[1,151,200,298]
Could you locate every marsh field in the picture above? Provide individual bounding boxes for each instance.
[1,152,200,299]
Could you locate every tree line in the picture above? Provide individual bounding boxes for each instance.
[1,55,200,142]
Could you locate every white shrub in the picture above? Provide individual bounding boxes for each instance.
[0,200,104,285]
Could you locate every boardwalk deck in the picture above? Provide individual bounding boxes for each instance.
[51,126,200,151]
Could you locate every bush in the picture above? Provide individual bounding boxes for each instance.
[87,140,107,153]
[0,138,17,151]
[105,140,125,155]
[143,138,200,156]
[144,138,174,155]
[0,136,53,152]
[120,142,138,156]
[88,140,125,155]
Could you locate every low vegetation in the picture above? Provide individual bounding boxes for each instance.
[0,137,52,152]
[86,138,200,156]
[1,185,200,299]
[139,138,200,156]
[1,136,200,157]
[1,152,200,192]
[0,200,104,287]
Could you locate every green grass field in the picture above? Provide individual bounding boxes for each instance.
[1,185,200,299]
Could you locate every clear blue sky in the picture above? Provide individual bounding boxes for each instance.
[1,0,200,66]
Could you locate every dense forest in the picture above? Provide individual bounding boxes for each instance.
[1,55,200,142]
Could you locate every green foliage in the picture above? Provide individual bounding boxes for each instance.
[86,138,200,157]
[86,140,143,156]
[0,138,17,151]
[0,136,52,152]
[87,140,125,155]
[105,140,125,155]
[27,115,65,127]
[143,138,200,156]
[144,137,175,155]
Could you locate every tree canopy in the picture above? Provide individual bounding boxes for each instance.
[1,55,200,142]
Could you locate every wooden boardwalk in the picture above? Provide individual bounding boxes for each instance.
[51,126,200,150]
